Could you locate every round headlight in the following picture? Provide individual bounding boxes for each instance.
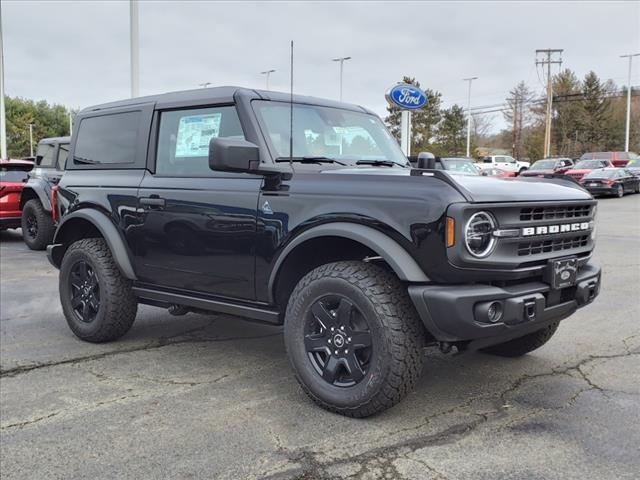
[465,211,497,258]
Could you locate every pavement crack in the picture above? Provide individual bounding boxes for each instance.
[0,332,282,378]
[1,411,60,430]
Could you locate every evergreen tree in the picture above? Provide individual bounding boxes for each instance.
[579,71,612,151]
[437,105,467,156]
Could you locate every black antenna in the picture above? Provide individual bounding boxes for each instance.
[289,40,294,170]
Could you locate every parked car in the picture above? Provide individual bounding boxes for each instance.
[564,159,614,182]
[477,155,530,175]
[47,86,600,417]
[408,156,479,175]
[0,160,34,230]
[579,168,640,197]
[479,167,516,178]
[20,136,70,249]
[579,151,639,168]
[519,158,574,177]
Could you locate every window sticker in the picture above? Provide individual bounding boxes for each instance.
[175,113,222,157]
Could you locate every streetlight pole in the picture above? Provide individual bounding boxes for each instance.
[260,69,275,90]
[0,3,7,160]
[332,57,351,101]
[28,123,33,157]
[130,0,139,98]
[463,77,478,157]
[620,53,639,152]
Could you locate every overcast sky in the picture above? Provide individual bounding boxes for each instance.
[2,1,639,131]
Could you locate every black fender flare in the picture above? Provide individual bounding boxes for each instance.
[268,222,429,301]
[20,180,52,211]
[51,209,137,280]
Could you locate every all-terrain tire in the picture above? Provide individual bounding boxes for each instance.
[481,321,560,357]
[21,199,55,250]
[60,238,138,342]
[284,261,426,417]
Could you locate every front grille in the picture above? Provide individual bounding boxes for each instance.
[520,204,591,221]
[517,234,589,256]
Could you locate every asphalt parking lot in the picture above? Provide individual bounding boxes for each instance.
[1,194,639,480]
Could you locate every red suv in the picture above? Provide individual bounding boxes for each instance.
[0,160,34,230]
[579,151,639,168]
[564,159,614,182]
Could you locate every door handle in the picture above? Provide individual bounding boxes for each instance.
[140,196,166,209]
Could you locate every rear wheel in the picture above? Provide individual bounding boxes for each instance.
[284,261,426,417]
[60,238,138,342]
[481,322,559,357]
[518,167,527,176]
[21,199,55,250]
[615,184,624,198]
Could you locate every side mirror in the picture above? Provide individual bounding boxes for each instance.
[417,151,436,169]
[209,137,260,173]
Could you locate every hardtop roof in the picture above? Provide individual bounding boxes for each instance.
[38,136,70,145]
[80,86,373,114]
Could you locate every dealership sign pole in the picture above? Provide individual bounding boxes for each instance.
[385,83,427,157]
[0,3,7,160]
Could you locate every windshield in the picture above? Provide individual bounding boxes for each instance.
[574,160,609,169]
[627,159,639,168]
[530,160,556,170]
[584,169,616,179]
[580,152,611,160]
[253,101,408,166]
[441,158,479,174]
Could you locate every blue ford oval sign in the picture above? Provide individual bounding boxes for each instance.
[385,83,427,110]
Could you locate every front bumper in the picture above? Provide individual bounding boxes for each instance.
[408,263,601,350]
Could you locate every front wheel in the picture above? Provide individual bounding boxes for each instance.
[284,261,426,417]
[518,167,527,176]
[60,238,138,342]
[481,322,559,357]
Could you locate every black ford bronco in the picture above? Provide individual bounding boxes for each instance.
[47,87,600,417]
[20,136,70,250]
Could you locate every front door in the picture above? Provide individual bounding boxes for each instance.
[133,105,262,301]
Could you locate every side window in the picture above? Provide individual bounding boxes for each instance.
[56,143,69,170]
[482,157,492,163]
[155,106,244,176]
[36,144,55,167]
[74,111,141,165]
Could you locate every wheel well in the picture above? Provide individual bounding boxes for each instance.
[273,236,382,309]
[56,218,103,249]
[19,189,38,209]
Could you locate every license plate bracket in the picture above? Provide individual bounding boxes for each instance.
[545,257,578,289]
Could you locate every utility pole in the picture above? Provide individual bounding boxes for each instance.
[28,123,34,157]
[69,113,73,135]
[463,77,478,157]
[260,69,275,90]
[130,0,140,98]
[620,53,639,152]
[332,57,351,101]
[0,2,7,160]
[536,49,563,158]
[511,94,518,158]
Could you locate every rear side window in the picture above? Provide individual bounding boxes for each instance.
[0,166,31,182]
[74,112,141,165]
[36,143,56,167]
[57,143,69,169]
[155,106,244,176]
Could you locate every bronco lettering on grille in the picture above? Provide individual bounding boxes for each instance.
[521,222,590,237]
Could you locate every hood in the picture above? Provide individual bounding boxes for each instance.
[321,167,591,203]
[565,169,592,175]
[520,168,554,176]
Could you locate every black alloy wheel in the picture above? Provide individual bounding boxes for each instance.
[69,260,100,323]
[24,213,38,240]
[304,295,373,387]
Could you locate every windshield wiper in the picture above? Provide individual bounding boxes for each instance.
[275,156,348,166]
[73,156,102,165]
[355,159,403,167]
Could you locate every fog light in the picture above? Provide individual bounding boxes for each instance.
[487,302,503,323]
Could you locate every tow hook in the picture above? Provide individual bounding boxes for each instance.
[523,299,537,321]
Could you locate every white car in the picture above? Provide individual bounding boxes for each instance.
[477,155,530,175]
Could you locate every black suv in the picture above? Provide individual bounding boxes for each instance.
[20,136,70,249]
[47,87,601,417]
